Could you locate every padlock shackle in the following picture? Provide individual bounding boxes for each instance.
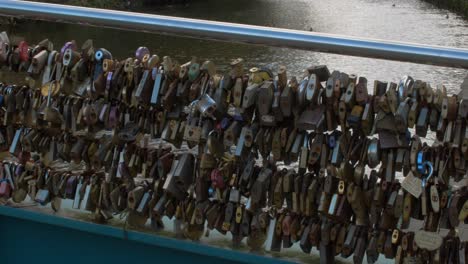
[421,161,434,188]
[1,0,468,69]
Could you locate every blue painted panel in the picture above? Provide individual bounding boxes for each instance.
[1,215,212,264]
[0,206,294,264]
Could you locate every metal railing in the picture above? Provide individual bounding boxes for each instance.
[0,0,468,69]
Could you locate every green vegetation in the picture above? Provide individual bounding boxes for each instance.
[68,0,127,9]
[425,0,468,18]
[39,0,190,9]
[38,0,127,9]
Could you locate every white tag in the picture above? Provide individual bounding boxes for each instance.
[261,114,275,123]
[401,172,422,198]
[414,230,443,251]
[459,223,468,242]
[439,228,450,238]
[402,217,425,233]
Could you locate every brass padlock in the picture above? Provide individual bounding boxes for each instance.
[232,77,244,108]
[441,95,457,121]
[230,58,244,78]
[224,121,241,147]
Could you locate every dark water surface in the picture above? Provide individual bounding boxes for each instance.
[1,1,467,262]
[3,0,468,93]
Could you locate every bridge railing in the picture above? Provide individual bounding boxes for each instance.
[0,0,468,69]
[0,2,466,264]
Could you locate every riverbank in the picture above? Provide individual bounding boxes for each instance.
[424,0,468,18]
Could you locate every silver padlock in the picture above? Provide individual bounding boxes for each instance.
[197,93,217,118]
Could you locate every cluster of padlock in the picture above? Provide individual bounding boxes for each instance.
[0,31,467,264]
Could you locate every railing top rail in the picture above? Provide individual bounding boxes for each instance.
[1,0,468,69]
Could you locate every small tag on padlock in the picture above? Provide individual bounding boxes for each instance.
[401,172,422,198]
[414,230,443,251]
[459,223,468,242]
[403,217,425,233]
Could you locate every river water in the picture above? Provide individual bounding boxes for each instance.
[4,0,468,93]
[1,0,468,263]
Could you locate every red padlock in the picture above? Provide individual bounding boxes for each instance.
[210,168,225,190]
[18,41,29,62]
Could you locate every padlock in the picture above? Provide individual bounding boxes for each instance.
[151,68,164,105]
[344,74,357,108]
[296,105,325,132]
[361,99,374,135]
[441,96,457,121]
[224,121,241,147]
[280,79,294,117]
[242,83,259,109]
[257,81,274,117]
[0,31,10,62]
[355,76,368,105]
[347,105,363,129]
[1,40,467,264]
[416,107,429,137]
[305,73,320,104]
[163,161,185,201]
[395,98,410,133]
[135,69,154,105]
[197,94,217,118]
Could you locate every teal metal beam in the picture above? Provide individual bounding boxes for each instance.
[0,206,293,264]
